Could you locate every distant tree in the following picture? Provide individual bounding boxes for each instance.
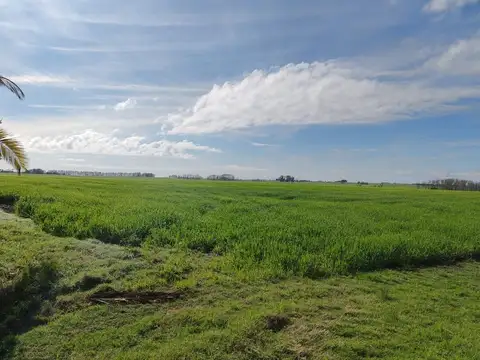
[420,178,480,192]
[25,169,155,177]
[277,175,295,182]
[207,174,235,181]
[27,168,45,174]
[220,174,235,181]
[171,174,203,180]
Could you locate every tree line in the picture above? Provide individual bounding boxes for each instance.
[26,169,155,177]
[169,174,235,181]
[416,178,480,191]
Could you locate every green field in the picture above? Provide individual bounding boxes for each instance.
[0,175,479,278]
[1,175,479,359]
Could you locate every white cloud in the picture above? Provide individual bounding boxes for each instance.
[165,61,480,135]
[423,0,479,13]
[425,35,480,75]
[8,74,74,85]
[251,142,277,147]
[114,98,137,111]
[5,112,158,139]
[25,130,221,159]
[7,73,207,96]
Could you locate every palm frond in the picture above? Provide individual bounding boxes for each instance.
[0,128,28,172]
[0,76,25,100]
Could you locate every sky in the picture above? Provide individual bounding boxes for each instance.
[1,0,479,182]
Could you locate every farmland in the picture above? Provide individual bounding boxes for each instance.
[0,175,479,278]
[1,175,479,359]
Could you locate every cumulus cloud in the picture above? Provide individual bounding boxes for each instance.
[165,61,480,135]
[114,98,137,111]
[25,130,221,159]
[423,0,479,13]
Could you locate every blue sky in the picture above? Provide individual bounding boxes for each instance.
[1,0,479,182]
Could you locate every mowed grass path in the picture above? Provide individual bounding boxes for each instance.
[0,175,479,277]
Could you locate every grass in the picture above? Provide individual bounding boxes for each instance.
[0,175,479,278]
[0,216,479,359]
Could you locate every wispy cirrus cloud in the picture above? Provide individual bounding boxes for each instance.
[7,74,74,85]
[251,142,278,147]
[7,74,206,95]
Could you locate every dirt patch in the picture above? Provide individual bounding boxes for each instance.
[0,195,18,214]
[264,315,291,332]
[87,290,184,305]
[0,204,15,213]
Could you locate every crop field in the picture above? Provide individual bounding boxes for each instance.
[0,175,479,278]
[1,174,480,359]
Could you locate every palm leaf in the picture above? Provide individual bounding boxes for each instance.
[0,128,28,172]
[0,76,25,100]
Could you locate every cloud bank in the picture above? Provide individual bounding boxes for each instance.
[165,36,480,135]
[25,130,221,159]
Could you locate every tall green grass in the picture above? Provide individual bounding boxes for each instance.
[0,175,479,277]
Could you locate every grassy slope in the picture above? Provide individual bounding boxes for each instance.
[1,214,479,360]
[0,175,479,277]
